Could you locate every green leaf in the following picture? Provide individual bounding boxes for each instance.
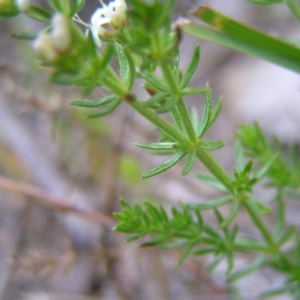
[70,0,85,16]
[227,252,234,275]
[11,32,38,40]
[141,235,167,247]
[180,87,208,95]
[134,142,176,151]
[182,7,300,73]
[246,0,282,5]
[142,92,169,108]
[115,42,135,90]
[159,240,187,249]
[218,201,240,230]
[187,196,232,210]
[198,140,224,151]
[196,173,227,191]
[227,255,265,282]
[254,154,278,180]
[208,97,222,129]
[139,71,168,92]
[246,197,272,215]
[180,45,200,88]
[70,95,117,108]
[88,99,122,118]
[193,247,216,255]
[206,253,224,274]
[178,243,194,265]
[181,149,196,176]
[48,0,64,12]
[197,86,212,137]
[25,6,52,23]
[278,226,295,246]
[234,142,245,172]
[142,152,186,178]
[125,234,141,242]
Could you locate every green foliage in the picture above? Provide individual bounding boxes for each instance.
[3,0,300,297]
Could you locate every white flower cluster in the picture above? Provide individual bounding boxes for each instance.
[33,14,72,61]
[90,0,127,47]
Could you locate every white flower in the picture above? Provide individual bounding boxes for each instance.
[89,0,127,47]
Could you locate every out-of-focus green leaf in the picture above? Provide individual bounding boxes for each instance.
[246,197,272,215]
[181,7,300,73]
[187,196,232,210]
[71,95,117,108]
[25,6,52,23]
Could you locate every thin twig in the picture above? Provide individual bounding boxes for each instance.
[0,175,115,227]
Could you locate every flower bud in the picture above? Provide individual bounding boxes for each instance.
[33,34,57,61]
[14,0,30,12]
[51,14,72,52]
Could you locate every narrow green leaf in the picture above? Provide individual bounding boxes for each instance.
[208,97,222,129]
[254,154,278,179]
[71,95,117,108]
[196,173,227,191]
[180,87,208,95]
[115,42,134,89]
[11,32,38,40]
[125,234,141,242]
[159,240,187,249]
[119,198,132,210]
[198,140,224,151]
[206,253,224,274]
[246,197,272,215]
[234,237,267,251]
[246,0,282,5]
[180,45,200,88]
[142,92,169,108]
[234,142,245,172]
[70,0,85,16]
[25,6,52,23]
[142,152,186,178]
[139,71,168,92]
[181,149,196,176]
[197,86,212,137]
[182,7,300,73]
[134,142,176,151]
[88,99,122,118]
[48,0,63,12]
[141,235,167,247]
[187,196,232,210]
[145,202,164,222]
[227,252,234,275]
[178,244,194,265]
[218,201,240,230]
[171,107,186,133]
[227,255,265,282]
[193,247,216,255]
[278,226,295,246]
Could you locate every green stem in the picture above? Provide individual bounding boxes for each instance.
[243,201,276,248]
[285,0,300,22]
[195,148,234,193]
[130,100,190,145]
[177,97,198,143]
